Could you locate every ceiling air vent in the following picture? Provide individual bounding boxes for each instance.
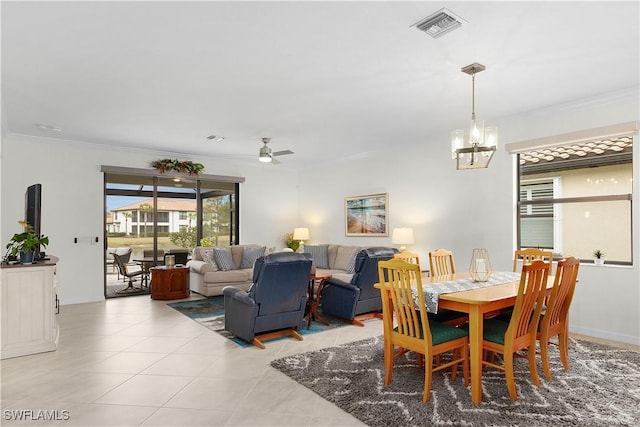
[412,8,466,39]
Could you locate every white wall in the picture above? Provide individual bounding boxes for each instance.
[0,136,300,304]
[298,89,639,345]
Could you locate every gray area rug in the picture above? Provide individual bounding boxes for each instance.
[271,336,640,427]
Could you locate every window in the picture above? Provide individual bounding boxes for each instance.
[515,132,633,264]
[157,211,169,223]
[179,211,188,220]
[519,179,556,250]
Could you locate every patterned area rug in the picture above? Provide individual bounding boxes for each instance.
[167,296,347,347]
[271,336,640,427]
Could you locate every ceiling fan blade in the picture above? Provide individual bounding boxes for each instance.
[271,157,281,165]
[272,150,294,157]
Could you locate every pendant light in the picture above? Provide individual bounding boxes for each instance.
[451,63,497,170]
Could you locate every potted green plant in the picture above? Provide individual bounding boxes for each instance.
[151,159,204,175]
[283,232,299,252]
[6,221,49,263]
[593,249,605,265]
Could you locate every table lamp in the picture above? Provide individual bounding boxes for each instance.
[392,227,414,252]
[293,227,310,253]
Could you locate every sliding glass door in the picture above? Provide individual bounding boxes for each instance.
[104,171,239,298]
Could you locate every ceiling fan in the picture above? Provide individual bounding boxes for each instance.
[258,137,294,164]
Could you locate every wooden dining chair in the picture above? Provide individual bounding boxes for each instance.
[513,248,553,272]
[480,259,550,400]
[422,249,468,326]
[537,256,580,380]
[428,249,456,276]
[393,251,421,267]
[377,259,469,403]
[510,248,553,310]
[425,249,469,326]
[391,250,466,362]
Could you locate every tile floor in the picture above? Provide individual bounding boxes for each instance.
[1,294,379,426]
[2,294,638,427]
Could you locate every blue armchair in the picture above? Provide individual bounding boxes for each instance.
[222,252,312,349]
[321,247,397,326]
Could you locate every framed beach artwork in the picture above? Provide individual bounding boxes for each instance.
[345,193,388,236]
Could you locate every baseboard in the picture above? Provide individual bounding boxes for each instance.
[569,325,639,346]
[60,295,105,306]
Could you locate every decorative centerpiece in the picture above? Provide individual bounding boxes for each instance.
[151,159,204,175]
[5,221,49,264]
[469,248,492,282]
[593,249,605,265]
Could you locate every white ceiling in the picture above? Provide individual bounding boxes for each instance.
[2,1,639,168]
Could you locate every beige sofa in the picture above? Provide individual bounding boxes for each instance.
[187,244,361,297]
[187,245,267,296]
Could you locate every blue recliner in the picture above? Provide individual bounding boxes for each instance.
[321,247,397,326]
[222,252,312,349]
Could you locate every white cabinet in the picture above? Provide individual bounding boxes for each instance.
[1,257,59,359]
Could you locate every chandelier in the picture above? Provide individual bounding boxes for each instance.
[451,63,497,170]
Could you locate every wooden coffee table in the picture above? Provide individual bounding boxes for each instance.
[306,273,331,329]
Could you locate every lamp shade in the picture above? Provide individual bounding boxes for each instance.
[391,228,414,245]
[292,227,310,241]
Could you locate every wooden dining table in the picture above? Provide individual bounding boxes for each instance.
[376,271,554,405]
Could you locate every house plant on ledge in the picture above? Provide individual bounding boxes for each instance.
[5,221,49,264]
[151,159,204,175]
[593,249,605,265]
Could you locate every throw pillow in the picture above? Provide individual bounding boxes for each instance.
[212,247,235,271]
[265,246,276,255]
[241,246,266,269]
[346,250,358,273]
[200,249,219,271]
[304,244,329,269]
[334,246,359,272]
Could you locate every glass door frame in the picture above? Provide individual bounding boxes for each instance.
[102,165,244,298]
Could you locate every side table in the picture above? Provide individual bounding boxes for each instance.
[150,266,189,300]
[307,273,331,329]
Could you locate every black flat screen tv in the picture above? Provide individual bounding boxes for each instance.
[25,183,42,239]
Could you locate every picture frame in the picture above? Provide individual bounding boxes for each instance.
[345,193,388,236]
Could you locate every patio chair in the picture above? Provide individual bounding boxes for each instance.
[113,253,145,292]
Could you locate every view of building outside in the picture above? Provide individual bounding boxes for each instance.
[521,164,632,262]
[107,194,234,253]
[519,136,632,263]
